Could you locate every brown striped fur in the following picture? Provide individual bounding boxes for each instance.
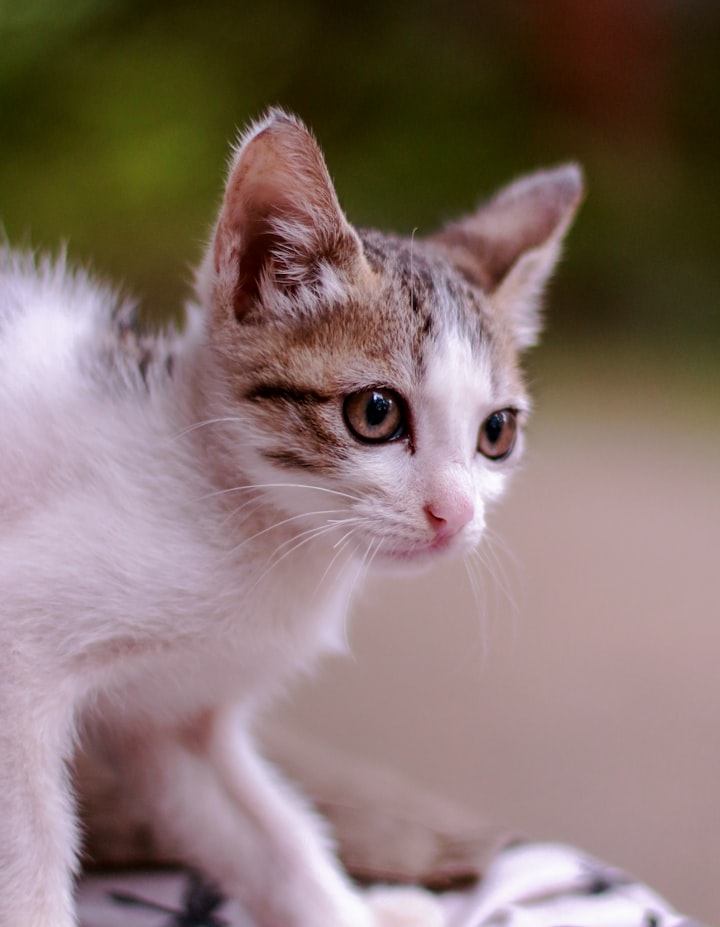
[194,111,582,487]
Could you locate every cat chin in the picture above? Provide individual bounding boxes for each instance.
[372,534,476,576]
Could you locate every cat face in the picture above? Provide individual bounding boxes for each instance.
[197,110,582,568]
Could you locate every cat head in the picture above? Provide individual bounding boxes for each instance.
[195,110,582,568]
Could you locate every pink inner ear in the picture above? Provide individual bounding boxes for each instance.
[212,113,365,321]
[431,164,583,295]
[230,211,283,321]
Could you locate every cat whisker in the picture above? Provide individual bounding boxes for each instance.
[462,552,483,611]
[263,516,359,562]
[462,553,490,658]
[224,509,347,559]
[260,515,372,600]
[334,536,378,653]
[331,521,364,548]
[201,485,354,531]
[361,536,380,575]
[478,526,520,620]
[196,482,364,506]
[312,525,362,600]
[249,521,347,593]
[460,528,520,660]
[482,525,521,575]
[219,496,266,529]
[173,416,245,439]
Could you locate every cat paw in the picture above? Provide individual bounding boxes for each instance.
[366,885,446,927]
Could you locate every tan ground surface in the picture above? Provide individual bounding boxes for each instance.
[270,351,720,925]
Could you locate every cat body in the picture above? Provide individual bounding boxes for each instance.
[0,111,581,927]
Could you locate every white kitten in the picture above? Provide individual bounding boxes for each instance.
[0,110,582,927]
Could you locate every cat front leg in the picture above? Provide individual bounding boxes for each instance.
[206,712,448,927]
[205,711,447,927]
[127,712,374,927]
[0,690,79,927]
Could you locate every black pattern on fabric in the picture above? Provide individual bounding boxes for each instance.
[109,871,228,927]
[78,843,711,927]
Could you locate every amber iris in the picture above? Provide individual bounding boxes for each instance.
[478,409,517,460]
[343,388,406,443]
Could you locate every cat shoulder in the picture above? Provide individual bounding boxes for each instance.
[0,245,181,399]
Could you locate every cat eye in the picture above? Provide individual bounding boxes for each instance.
[343,388,406,443]
[477,409,518,460]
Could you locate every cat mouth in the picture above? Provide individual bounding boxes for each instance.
[384,534,458,563]
[379,524,484,566]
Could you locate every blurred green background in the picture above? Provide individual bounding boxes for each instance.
[2,0,719,367]
[3,0,720,921]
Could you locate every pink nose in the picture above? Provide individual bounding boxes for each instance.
[424,495,474,540]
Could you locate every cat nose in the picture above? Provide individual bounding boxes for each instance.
[424,495,474,540]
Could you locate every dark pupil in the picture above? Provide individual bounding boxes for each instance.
[485,412,504,444]
[366,392,390,427]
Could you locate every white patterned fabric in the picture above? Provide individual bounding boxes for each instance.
[77,842,706,927]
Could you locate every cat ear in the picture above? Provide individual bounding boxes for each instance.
[210,109,366,320]
[433,165,584,349]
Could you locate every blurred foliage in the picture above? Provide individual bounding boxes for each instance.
[1,0,719,363]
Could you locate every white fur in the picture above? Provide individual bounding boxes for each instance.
[0,255,368,927]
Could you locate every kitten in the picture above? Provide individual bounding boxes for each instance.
[0,110,582,927]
